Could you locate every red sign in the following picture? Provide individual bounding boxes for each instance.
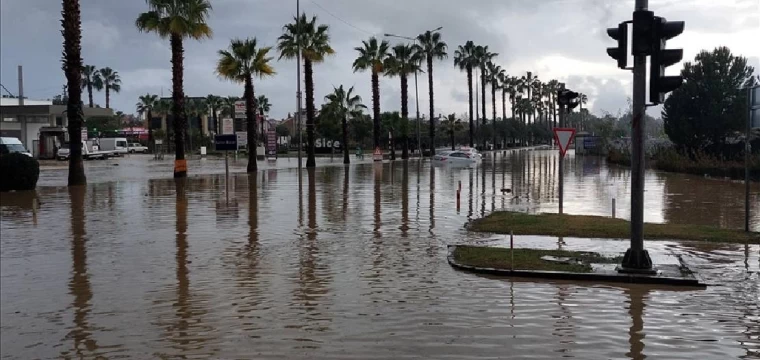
[553,128,576,157]
[266,129,277,156]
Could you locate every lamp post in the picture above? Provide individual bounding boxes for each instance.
[384,26,442,157]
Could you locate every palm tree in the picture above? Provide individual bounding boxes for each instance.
[474,45,496,149]
[486,61,503,149]
[136,0,213,178]
[256,94,271,146]
[381,111,402,160]
[413,30,447,156]
[384,43,421,160]
[454,40,477,147]
[137,93,159,151]
[62,0,86,186]
[81,65,98,108]
[221,96,240,118]
[441,113,464,150]
[579,93,588,130]
[506,76,519,121]
[353,37,390,150]
[547,79,560,127]
[498,72,510,146]
[205,94,222,133]
[216,37,275,173]
[521,71,535,124]
[325,85,366,164]
[278,14,334,168]
[93,67,121,109]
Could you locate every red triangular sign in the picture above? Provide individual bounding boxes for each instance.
[553,128,576,157]
[373,146,383,161]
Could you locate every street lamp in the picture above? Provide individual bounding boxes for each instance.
[384,26,442,157]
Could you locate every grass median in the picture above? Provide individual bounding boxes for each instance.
[451,245,622,273]
[469,211,759,244]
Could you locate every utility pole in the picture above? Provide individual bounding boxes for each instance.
[558,102,565,214]
[296,0,303,170]
[18,65,27,149]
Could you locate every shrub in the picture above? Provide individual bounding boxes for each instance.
[0,153,40,191]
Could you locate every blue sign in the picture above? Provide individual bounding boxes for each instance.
[215,134,237,151]
[583,136,599,149]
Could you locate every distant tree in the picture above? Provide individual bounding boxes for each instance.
[81,65,98,107]
[663,47,756,156]
[441,113,464,150]
[93,67,121,109]
[413,30,447,156]
[324,85,366,164]
[206,94,223,133]
[353,37,390,149]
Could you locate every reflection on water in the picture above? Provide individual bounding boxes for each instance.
[1,150,759,359]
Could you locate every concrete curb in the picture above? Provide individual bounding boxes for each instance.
[447,245,705,288]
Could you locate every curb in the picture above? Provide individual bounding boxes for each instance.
[447,245,705,288]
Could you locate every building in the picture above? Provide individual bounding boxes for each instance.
[0,100,113,158]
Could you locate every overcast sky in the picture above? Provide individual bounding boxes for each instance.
[1,0,758,120]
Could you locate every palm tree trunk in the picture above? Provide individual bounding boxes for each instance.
[245,74,257,173]
[304,59,316,168]
[212,106,218,134]
[467,66,474,148]
[501,90,507,147]
[342,113,349,164]
[480,68,486,150]
[510,94,515,120]
[390,133,396,160]
[450,131,455,150]
[105,84,110,109]
[148,109,154,153]
[170,33,187,178]
[62,0,86,186]
[87,80,93,108]
[491,83,497,150]
[427,56,435,156]
[372,70,381,149]
[400,73,409,160]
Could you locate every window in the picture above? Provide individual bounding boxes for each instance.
[116,141,127,148]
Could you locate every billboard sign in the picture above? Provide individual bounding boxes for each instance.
[235,100,246,118]
[221,118,234,135]
[236,131,248,148]
[267,129,277,156]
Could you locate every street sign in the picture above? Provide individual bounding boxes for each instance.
[236,131,248,148]
[266,129,277,157]
[215,134,237,151]
[222,118,234,135]
[553,128,576,157]
[234,100,246,117]
[373,147,383,161]
[81,128,88,141]
[154,139,163,145]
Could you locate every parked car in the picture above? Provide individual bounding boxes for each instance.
[0,137,33,157]
[99,137,129,155]
[457,146,483,159]
[432,150,480,165]
[57,141,113,160]
[128,143,148,153]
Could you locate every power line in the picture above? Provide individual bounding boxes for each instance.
[0,83,15,97]
[309,0,375,36]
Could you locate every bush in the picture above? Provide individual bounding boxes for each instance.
[653,148,760,181]
[606,148,631,166]
[0,153,40,191]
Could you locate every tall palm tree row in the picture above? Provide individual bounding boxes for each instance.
[278,14,334,168]
[136,93,159,151]
[216,37,275,173]
[384,43,421,160]
[486,61,503,149]
[257,94,271,146]
[353,37,389,150]
[93,67,121,109]
[414,30,447,156]
[62,0,86,186]
[324,85,366,164]
[136,0,213,178]
[81,65,98,108]
[441,114,464,150]
[205,94,223,133]
[473,45,496,149]
[453,41,477,147]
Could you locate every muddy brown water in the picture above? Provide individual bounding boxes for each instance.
[2,150,758,359]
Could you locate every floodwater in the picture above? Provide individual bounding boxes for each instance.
[1,150,759,359]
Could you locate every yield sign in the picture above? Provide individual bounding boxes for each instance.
[553,128,576,157]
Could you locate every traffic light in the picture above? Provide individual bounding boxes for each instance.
[606,22,628,69]
[558,89,580,110]
[649,17,684,104]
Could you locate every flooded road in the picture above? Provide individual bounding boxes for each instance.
[2,150,759,359]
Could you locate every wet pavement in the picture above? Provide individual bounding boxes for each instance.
[2,150,759,359]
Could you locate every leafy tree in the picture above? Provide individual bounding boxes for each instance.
[136,0,213,178]
[216,37,275,172]
[276,124,290,137]
[454,41,478,147]
[663,46,757,156]
[353,37,389,149]
[62,0,86,185]
[350,114,373,149]
[381,111,403,160]
[324,85,366,164]
[384,43,421,159]
[278,14,334,168]
[413,30,447,156]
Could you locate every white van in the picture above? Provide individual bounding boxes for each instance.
[99,137,129,155]
[0,137,33,157]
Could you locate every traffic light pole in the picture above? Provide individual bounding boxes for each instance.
[621,0,654,273]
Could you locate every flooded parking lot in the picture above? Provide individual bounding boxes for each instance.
[2,150,758,359]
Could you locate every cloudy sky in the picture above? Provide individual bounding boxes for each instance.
[1,0,758,120]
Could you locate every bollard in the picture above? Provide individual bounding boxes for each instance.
[510,231,514,271]
[456,189,461,211]
[612,198,616,218]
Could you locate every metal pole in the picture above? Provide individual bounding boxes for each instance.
[746,86,753,232]
[296,0,303,170]
[414,65,421,156]
[621,0,654,272]
[18,66,27,149]
[558,104,564,215]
